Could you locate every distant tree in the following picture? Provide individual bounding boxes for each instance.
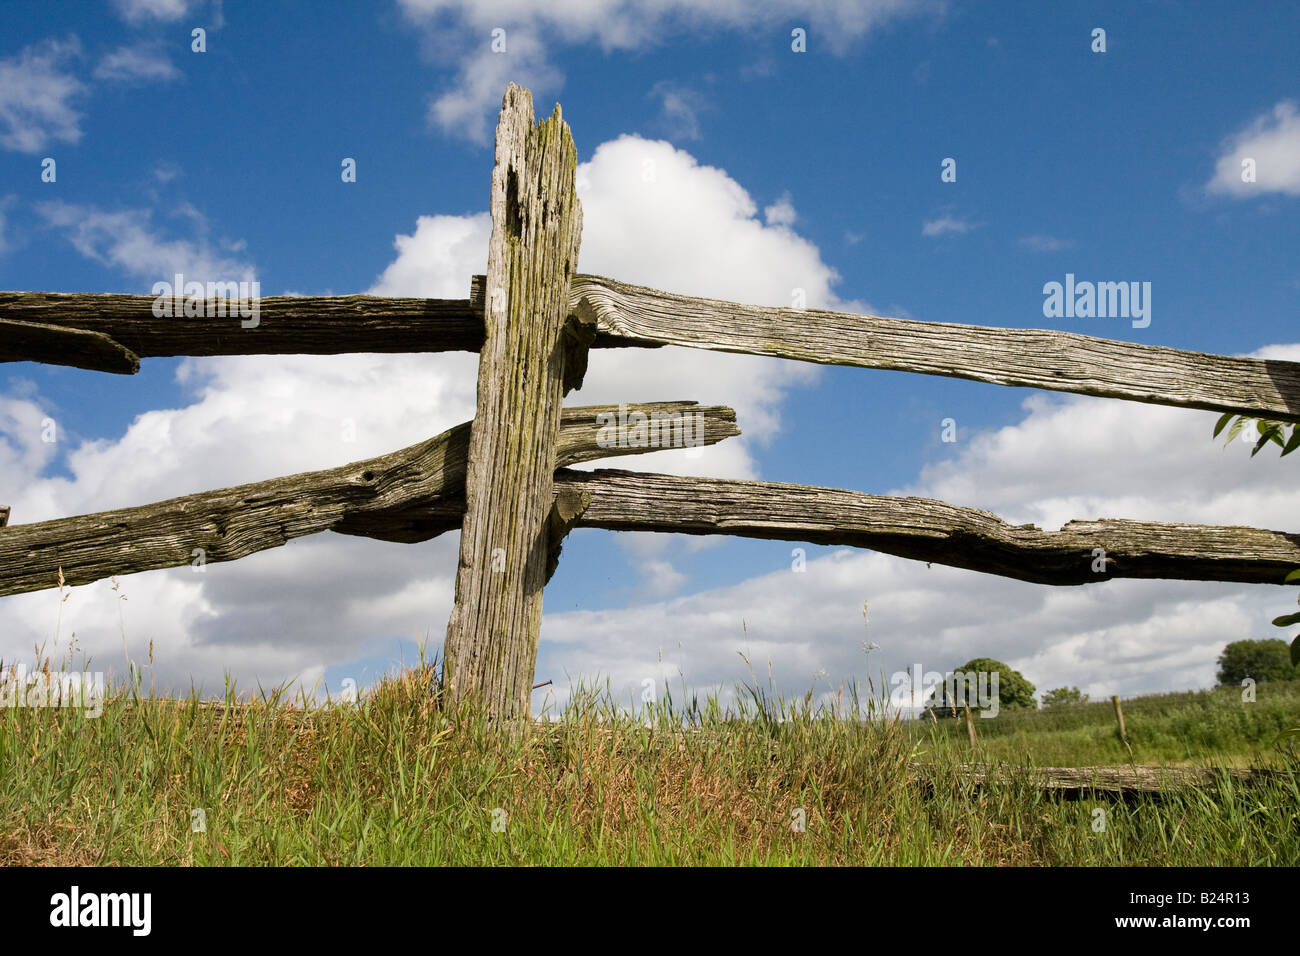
[924,657,1036,717]
[1041,686,1089,708]
[1216,639,1299,686]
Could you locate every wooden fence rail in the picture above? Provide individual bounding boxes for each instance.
[1,83,1297,718]
[0,404,739,597]
[6,276,1299,424]
[911,763,1288,796]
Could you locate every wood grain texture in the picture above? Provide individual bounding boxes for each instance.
[0,292,483,365]
[9,272,1298,425]
[549,468,1299,586]
[8,274,1297,424]
[0,317,139,374]
[6,417,1289,601]
[443,86,585,719]
[0,404,738,598]
[0,283,660,367]
[572,274,1300,423]
[345,466,1299,587]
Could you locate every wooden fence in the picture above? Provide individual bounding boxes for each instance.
[2,84,1298,718]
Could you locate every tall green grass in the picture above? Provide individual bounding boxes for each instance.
[1,663,1297,866]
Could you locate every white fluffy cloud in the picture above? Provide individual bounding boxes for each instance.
[0,37,85,154]
[922,214,978,237]
[367,213,491,298]
[647,81,707,141]
[424,32,562,144]
[0,390,60,496]
[35,200,255,287]
[398,0,942,140]
[763,192,797,227]
[1207,100,1300,198]
[365,134,860,479]
[575,137,860,311]
[0,32,190,156]
[94,43,181,83]
[399,0,939,52]
[111,0,196,23]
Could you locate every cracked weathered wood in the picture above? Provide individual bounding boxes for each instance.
[545,485,592,583]
[0,317,139,374]
[0,282,654,371]
[913,763,1287,795]
[0,292,483,368]
[0,403,738,598]
[552,469,1300,586]
[344,467,1300,587]
[571,274,1300,423]
[6,412,1291,602]
[7,274,1298,423]
[442,84,585,720]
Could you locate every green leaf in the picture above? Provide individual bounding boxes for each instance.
[1250,431,1270,456]
[1282,426,1300,458]
[1212,412,1235,438]
[1285,568,1300,584]
[1272,612,1300,628]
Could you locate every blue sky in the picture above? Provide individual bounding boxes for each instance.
[1,0,1298,710]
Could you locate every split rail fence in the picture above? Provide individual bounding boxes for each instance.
[2,85,1298,718]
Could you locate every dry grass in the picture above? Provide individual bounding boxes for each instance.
[1,663,1298,866]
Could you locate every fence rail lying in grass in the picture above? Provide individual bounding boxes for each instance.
[3,83,1298,718]
[910,763,1288,796]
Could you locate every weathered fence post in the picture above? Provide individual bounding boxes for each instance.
[442,84,584,720]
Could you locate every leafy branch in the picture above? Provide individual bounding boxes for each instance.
[1213,414,1300,458]
[1213,414,1300,667]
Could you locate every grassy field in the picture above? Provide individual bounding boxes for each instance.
[917,680,1300,767]
[2,667,1298,866]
